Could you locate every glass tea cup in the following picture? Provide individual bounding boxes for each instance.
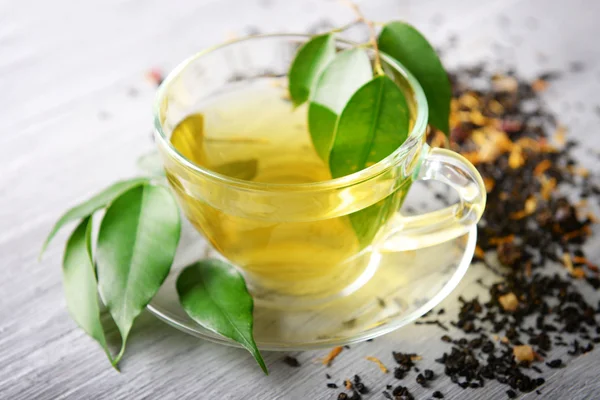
[153,34,486,308]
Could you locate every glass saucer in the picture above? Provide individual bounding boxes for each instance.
[147,223,476,351]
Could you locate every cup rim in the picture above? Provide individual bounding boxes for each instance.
[153,33,429,191]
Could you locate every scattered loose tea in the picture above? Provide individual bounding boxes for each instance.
[415,319,450,331]
[546,359,563,369]
[346,377,366,396]
[513,345,535,363]
[283,355,301,367]
[348,391,361,400]
[392,351,419,378]
[365,356,388,373]
[498,292,519,312]
[423,369,435,380]
[424,63,600,396]
[354,382,368,394]
[322,346,344,366]
[146,68,164,86]
[392,385,414,400]
[393,368,405,380]
[314,55,599,399]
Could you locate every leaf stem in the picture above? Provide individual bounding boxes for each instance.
[111,341,127,369]
[108,350,121,372]
[340,0,384,76]
[329,19,362,34]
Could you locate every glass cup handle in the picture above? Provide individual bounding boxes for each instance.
[378,145,486,252]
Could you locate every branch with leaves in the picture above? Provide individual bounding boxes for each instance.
[42,179,265,372]
[289,17,451,177]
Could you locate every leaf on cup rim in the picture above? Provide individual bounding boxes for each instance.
[288,33,336,107]
[329,75,410,178]
[378,21,451,134]
[308,48,373,161]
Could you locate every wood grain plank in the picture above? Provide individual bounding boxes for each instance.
[2,0,600,399]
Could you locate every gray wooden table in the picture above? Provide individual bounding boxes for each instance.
[3,0,600,399]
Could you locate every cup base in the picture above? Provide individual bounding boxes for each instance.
[147,223,476,351]
[243,249,382,311]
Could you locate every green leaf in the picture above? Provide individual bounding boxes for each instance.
[348,182,410,248]
[213,159,258,180]
[378,21,451,134]
[308,48,373,161]
[62,217,114,366]
[96,183,181,365]
[288,33,336,107]
[329,75,410,178]
[176,259,267,374]
[349,198,396,249]
[40,177,149,257]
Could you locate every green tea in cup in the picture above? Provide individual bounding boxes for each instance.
[168,78,412,299]
[155,34,486,306]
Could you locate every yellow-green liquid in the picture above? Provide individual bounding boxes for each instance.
[168,79,411,297]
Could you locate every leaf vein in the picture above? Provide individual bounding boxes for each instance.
[118,185,147,333]
[359,77,386,169]
[199,272,254,349]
